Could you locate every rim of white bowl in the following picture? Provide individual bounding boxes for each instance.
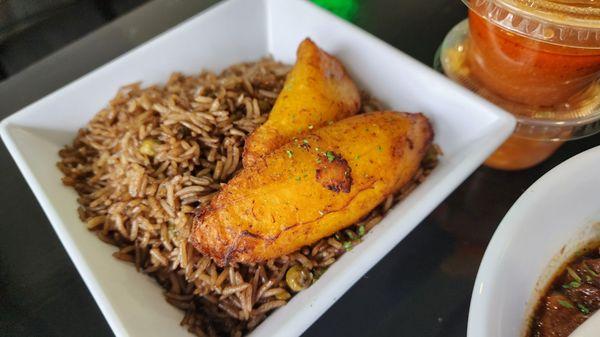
[467,144,600,337]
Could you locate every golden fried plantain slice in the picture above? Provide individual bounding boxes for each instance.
[192,111,433,266]
[242,38,360,167]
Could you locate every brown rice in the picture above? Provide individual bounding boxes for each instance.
[57,58,438,337]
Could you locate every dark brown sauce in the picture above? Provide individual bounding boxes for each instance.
[529,244,600,337]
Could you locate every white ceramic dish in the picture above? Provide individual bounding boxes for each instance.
[468,145,600,337]
[570,311,600,337]
[0,0,514,336]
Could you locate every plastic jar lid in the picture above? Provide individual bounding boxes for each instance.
[438,19,600,141]
[463,0,600,48]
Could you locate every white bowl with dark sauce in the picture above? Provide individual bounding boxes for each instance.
[468,145,600,337]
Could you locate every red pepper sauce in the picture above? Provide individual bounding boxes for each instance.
[465,6,600,170]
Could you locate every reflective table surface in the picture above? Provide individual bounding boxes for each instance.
[1,1,599,336]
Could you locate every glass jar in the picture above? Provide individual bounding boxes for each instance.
[439,0,600,170]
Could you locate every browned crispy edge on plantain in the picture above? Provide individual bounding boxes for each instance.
[315,152,352,193]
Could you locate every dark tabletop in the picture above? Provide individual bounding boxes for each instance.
[1,1,599,336]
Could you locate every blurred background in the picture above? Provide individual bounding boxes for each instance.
[0,0,464,82]
[0,0,149,80]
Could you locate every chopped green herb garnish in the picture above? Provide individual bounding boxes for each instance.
[286,150,294,158]
[167,223,177,237]
[558,300,575,309]
[139,138,160,156]
[423,146,439,165]
[303,139,309,144]
[583,261,599,277]
[325,151,336,162]
[586,275,593,282]
[334,233,342,241]
[354,155,361,160]
[563,281,581,289]
[327,121,334,125]
[293,138,299,142]
[342,241,353,251]
[358,225,366,236]
[567,267,582,282]
[313,268,325,280]
[316,157,322,163]
[578,303,591,314]
[345,230,357,240]
[295,176,301,181]
[376,145,383,152]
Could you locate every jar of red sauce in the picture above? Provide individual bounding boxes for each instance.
[439,0,600,170]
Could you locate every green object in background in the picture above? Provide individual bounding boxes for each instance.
[311,0,358,21]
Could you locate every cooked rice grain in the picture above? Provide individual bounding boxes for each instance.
[58,58,438,337]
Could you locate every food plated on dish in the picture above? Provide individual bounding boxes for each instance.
[58,38,438,335]
[0,0,515,336]
[468,145,600,337]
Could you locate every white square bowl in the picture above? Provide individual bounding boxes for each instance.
[0,0,515,336]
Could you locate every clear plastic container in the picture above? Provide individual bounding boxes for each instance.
[439,0,600,170]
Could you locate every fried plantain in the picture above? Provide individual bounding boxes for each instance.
[242,38,360,167]
[192,111,433,266]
